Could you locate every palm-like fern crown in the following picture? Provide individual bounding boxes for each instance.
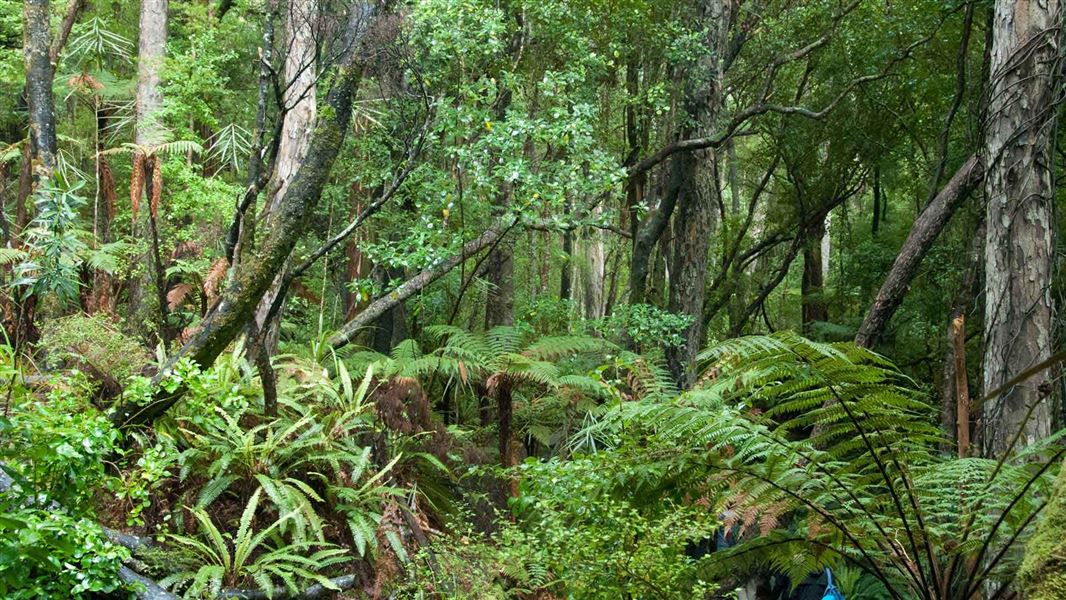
[348,325,608,391]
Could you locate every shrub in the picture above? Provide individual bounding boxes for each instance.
[0,507,129,599]
[38,313,149,383]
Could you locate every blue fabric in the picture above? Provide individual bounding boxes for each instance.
[821,568,845,600]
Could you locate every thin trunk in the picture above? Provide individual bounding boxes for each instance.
[560,200,573,301]
[982,0,1061,456]
[801,214,827,335]
[871,166,882,236]
[129,0,168,340]
[50,0,85,65]
[942,222,984,451]
[90,105,117,314]
[855,156,984,348]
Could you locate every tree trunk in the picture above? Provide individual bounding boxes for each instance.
[90,105,118,314]
[577,214,606,320]
[664,0,731,389]
[560,201,573,302]
[628,157,682,308]
[128,0,168,340]
[801,214,827,335]
[871,166,882,236]
[330,225,508,350]
[484,219,514,329]
[254,0,318,352]
[110,3,378,428]
[23,0,56,185]
[855,156,984,348]
[982,0,1061,456]
[942,222,984,453]
[16,0,58,349]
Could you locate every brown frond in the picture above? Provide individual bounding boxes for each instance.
[376,377,431,434]
[203,258,229,303]
[130,153,145,219]
[166,283,194,311]
[150,157,162,219]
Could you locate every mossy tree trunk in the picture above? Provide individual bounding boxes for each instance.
[110,3,380,428]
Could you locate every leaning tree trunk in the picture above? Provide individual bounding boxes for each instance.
[855,156,984,348]
[982,0,1062,457]
[110,3,378,428]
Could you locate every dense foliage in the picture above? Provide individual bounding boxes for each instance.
[1,0,1065,598]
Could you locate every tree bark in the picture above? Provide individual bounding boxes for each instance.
[560,199,573,301]
[110,3,379,428]
[24,0,57,184]
[854,155,984,348]
[664,0,732,389]
[628,157,682,308]
[128,0,169,340]
[801,214,827,335]
[16,0,58,349]
[254,0,318,352]
[982,0,1061,456]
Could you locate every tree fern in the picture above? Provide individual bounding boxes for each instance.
[580,333,1061,600]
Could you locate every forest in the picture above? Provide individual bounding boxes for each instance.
[2,0,1066,598]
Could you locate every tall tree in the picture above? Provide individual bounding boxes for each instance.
[111,2,380,428]
[982,0,1062,456]
[253,0,318,351]
[128,0,169,342]
[664,0,733,388]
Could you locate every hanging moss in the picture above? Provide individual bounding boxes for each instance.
[1020,459,1066,599]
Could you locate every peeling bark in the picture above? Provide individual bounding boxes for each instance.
[254,0,319,352]
[982,0,1061,456]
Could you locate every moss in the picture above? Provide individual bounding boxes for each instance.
[1020,459,1066,599]
[38,314,148,382]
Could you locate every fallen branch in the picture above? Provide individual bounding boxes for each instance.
[218,573,360,600]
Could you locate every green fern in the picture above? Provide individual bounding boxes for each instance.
[582,333,1060,600]
[160,487,347,599]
